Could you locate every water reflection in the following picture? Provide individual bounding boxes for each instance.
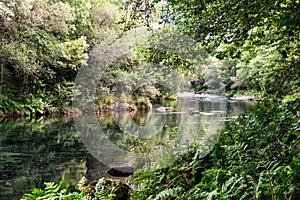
[75,95,254,170]
[0,96,253,199]
[0,118,92,199]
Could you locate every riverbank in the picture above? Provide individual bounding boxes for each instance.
[0,90,262,119]
[0,106,78,119]
[0,94,169,119]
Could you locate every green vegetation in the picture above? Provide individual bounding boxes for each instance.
[127,1,300,199]
[0,0,149,116]
[150,0,300,97]
[0,0,184,116]
[1,0,299,116]
[2,0,300,199]
[22,177,127,200]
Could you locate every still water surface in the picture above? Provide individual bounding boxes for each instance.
[0,94,253,199]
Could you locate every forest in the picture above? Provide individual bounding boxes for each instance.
[0,0,299,116]
[0,0,299,199]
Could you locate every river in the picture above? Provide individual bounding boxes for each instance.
[0,94,253,199]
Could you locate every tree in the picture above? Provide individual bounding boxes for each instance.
[0,0,126,115]
[159,0,300,97]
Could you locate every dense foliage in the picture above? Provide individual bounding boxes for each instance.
[0,0,182,116]
[2,0,299,116]
[3,0,300,199]
[0,0,132,116]
[153,0,300,97]
[131,100,300,199]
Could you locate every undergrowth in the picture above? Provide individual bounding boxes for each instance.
[22,177,121,200]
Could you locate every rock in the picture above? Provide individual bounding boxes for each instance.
[186,110,199,114]
[166,107,174,111]
[230,95,262,101]
[155,106,174,112]
[106,166,135,177]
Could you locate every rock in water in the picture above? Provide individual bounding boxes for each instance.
[186,110,199,114]
[155,106,174,112]
[106,166,135,177]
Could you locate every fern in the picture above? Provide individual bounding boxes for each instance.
[77,176,88,191]
[206,190,218,200]
[22,188,46,200]
[21,177,82,200]
[152,187,183,200]
[22,176,124,200]
[95,178,106,199]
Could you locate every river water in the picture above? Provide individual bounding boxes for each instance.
[0,94,253,199]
